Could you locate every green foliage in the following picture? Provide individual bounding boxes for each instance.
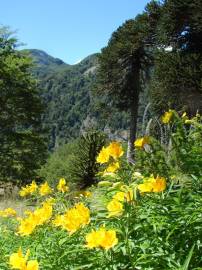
[135,111,202,178]
[150,51,202,115]
[68,131,107,188]
[149,0,202,115]
[156,0,202,52]
[34,52,98,149]
[95,10,160,156]
[39,131,107,189]
[0,111,202,269]
[38,140,79,186]
[0,28,47,183]
[25,49,130,150]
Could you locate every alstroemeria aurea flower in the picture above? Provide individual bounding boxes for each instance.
[96,146,110,164]
[161,109,173,124]
[107,141,124,160]
[39,182,52,196]
[134,136,150,149]
[9,248,39,270]
[138,175,166,193]
[57,178,69,193]
[85,227,118,250]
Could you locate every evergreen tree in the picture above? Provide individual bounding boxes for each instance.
[95,2,161,160]
[0,27,47,183]
[68,131,106,188]
[150,0,202,114]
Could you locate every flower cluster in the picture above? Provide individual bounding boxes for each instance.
[53,202,90,234]
[107,189,133,217]
[97,141,124,173]
[18,200,53,236]
[85,227,118,250]
[0,207,16,217]
[19,181,38,197]
[19,178,70,198]
[138,175,166,193]
[39,182,52,196]
[9,248,39,270]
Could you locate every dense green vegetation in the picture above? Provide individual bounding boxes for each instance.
[39,131,106,188]
[0,28,47,183]
[25,50,99,149]
[0,111,201,269]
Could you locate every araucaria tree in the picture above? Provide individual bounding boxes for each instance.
[0,27,47,183]
[96,2,161,160]
[150,0,202,115]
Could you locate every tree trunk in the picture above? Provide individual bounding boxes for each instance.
[127,68,140,163]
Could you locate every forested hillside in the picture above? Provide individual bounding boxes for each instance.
[23,49,133,149]
[23,49,98,149]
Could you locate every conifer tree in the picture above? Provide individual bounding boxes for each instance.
[95,2,162,160]
[150,0,202,114]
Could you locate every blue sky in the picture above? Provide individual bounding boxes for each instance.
[0,0,150,64]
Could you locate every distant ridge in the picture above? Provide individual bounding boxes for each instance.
[23,49,99,149]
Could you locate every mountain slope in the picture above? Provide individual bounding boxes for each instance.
[24,49,100,149]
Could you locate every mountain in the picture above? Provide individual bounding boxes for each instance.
[22,49,103,149]
[22,49,147,149]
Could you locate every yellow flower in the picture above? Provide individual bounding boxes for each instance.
[19,181,38,197]
[105,161,120,173]
[108,141,124,159]
[85,229,102,248]
[26,260,39,270]
[137,182,153,193]
[28,181,38,194]
[18,201,52,236]
[85,227,118,250]
[161,109,173,124]
[52,215,65,227]
[9,248,39,270]
[138,175,166,193]
[35,201,53,225]
[134,136,150,149]
[107,199,123,217]
[9,248,27,269]
[100,229,118,250]
[18,217,37,236]
[39,182,52,196]
[53,203,90,234]
[113,190,133,202]
[152,176,166,192]
[96,146,110,164]
[0,208,16,218]
[19,187,30,197]
[57,178,69,193]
